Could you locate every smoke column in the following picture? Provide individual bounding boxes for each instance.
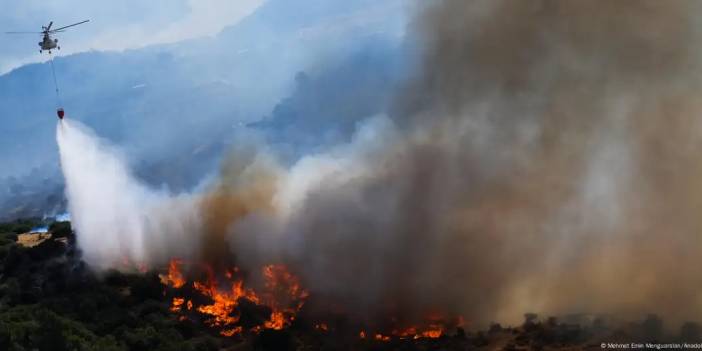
[227,0,702,328]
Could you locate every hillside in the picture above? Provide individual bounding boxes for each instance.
[0,218,699,350]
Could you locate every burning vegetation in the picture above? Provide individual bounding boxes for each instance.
[2,219,702,350]
[158,258,458,342]
[160,259,307,336]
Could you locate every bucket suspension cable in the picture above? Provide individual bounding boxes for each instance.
[49,54,62,106]
[49,54,65,119]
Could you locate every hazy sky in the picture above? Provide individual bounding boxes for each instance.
[0,0,264,74]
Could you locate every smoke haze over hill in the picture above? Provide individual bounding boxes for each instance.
[0,0,411,220]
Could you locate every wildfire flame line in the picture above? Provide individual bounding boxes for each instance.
[161,259,308,336]
[161,259,458,340]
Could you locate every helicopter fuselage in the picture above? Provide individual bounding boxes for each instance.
[39,33,58,52]
[8,19,87,54]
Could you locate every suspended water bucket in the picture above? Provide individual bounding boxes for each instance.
[57,108,64,119]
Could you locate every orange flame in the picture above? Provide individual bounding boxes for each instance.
[259,264,309,330]
[357,315,457,342]
[162,259,457,339]
[391,324,444,339]
[159,259,186,288]
[162,259,308,336]
[375,334,391,342]
[170,298,185,313]
[264,311,286,330]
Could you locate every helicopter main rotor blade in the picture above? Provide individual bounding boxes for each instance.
[5,31,43,34]
[50,20,89,32]
[46,21,53,31]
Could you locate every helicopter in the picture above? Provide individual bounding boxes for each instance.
[5,20,89,120]
[6,20,89,54]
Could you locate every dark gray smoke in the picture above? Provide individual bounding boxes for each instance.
[226,0,702,328]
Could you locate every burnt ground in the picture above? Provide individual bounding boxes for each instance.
[0,218,700,351]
